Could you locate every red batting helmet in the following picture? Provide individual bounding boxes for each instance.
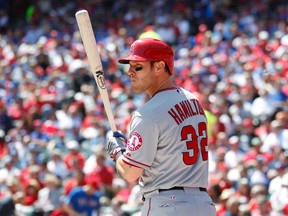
[118,38,174,74]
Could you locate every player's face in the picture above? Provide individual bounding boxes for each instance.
[127,61,157,94]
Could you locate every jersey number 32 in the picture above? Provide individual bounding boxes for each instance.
[181,122,208,165]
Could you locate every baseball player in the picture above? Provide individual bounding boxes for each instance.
[107,38,216,216]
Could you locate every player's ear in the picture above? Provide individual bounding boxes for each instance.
[156,61,165,73]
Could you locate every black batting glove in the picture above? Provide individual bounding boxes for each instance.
[106,131,127,161]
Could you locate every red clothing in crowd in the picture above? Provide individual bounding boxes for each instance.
[22,179,40,206]
[0,141,8,158]
[244,149,273,164]
[23,193,38,206]
[63,178,86,195]
[86,165,114,189]
[37,84,57,109]
[216,204,227,216]
[114,187,131,203]
[63,151,85,171]
[50,209,69,216]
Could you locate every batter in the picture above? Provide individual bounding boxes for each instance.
[106,38,216,216]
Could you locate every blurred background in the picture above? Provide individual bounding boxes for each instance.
[0,0,287,215]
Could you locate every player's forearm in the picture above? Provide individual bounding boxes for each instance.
[116,155,143,181]
[106,131,143,181]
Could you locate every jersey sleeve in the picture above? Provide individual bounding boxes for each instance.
[122,112,158,170]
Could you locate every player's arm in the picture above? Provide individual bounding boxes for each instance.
[116,155,143,181]
[106,131,143,181]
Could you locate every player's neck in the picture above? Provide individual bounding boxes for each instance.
[147,77,175,97]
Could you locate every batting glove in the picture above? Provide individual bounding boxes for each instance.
[106,131,127,161]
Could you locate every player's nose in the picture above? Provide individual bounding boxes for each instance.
[127,67,135,77]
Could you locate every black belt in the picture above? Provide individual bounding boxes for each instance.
[142,187,207,202]
[158,186,207,192]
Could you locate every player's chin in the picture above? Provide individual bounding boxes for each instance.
[131,85,143,93]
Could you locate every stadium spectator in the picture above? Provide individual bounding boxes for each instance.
[47,148,70,180]
[85,150,115,199]
[63,140,85,171]
[63,169,86,196]
[30,119,50,147]
[224,135,245,169]
[34,173,63,215]
[262,119,288,152]
[0,100,13,134]
[270,173,288,214]
[63,178,101,216]
[0,191,24,216]
[0,155,20,184]
[22,179,40,206]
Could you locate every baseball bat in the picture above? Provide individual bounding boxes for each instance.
[75,10,117,132]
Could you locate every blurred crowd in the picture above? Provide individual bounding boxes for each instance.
[0,0,288,215]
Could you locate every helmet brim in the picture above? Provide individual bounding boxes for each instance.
[118,54,153,64]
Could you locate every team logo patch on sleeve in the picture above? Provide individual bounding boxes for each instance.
[127,131,142,151]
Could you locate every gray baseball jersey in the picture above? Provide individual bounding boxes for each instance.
[122,87,209,195]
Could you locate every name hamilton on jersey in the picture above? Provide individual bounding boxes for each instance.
[168,99,205,125]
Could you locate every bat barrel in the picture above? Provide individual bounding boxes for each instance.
[75,10,117,132]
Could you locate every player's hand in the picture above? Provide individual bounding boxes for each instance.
[106,130,127,161]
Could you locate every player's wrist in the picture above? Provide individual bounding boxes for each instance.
[114,148,126,162]
[111,146,126,162]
